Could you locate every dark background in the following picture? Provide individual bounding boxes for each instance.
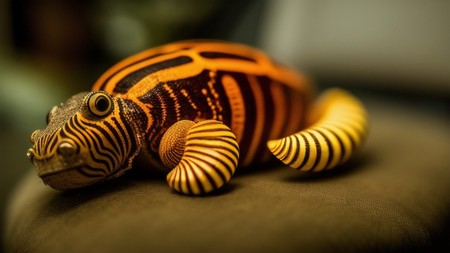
[1,0,449,251]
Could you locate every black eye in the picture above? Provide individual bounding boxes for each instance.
[87,92,113,117]
[95,96,109,111]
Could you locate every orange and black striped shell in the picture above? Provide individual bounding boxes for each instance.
[92,41,312,168]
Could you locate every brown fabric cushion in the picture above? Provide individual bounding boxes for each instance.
[3,97,450,253]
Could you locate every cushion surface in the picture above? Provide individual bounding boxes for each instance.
[4,96,450,253]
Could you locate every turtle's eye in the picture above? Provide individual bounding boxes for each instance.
[87,92,113,117]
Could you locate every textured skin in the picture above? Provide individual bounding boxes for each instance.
[27,41,368,195]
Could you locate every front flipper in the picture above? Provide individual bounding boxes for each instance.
[267,88,368,172]
[159,120,239,195]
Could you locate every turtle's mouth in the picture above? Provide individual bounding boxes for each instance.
[38,164,108,190]
[29,151,106,190]
[40,165,92,190]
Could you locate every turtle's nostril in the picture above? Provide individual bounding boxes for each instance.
[57,142,77,158]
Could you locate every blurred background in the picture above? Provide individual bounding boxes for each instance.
[0,0,449,249]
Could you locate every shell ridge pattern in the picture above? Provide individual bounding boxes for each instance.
[91,41,309,165]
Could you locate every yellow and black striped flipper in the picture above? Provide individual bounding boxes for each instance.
[267,88,368,172]
[159,120,239,195]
